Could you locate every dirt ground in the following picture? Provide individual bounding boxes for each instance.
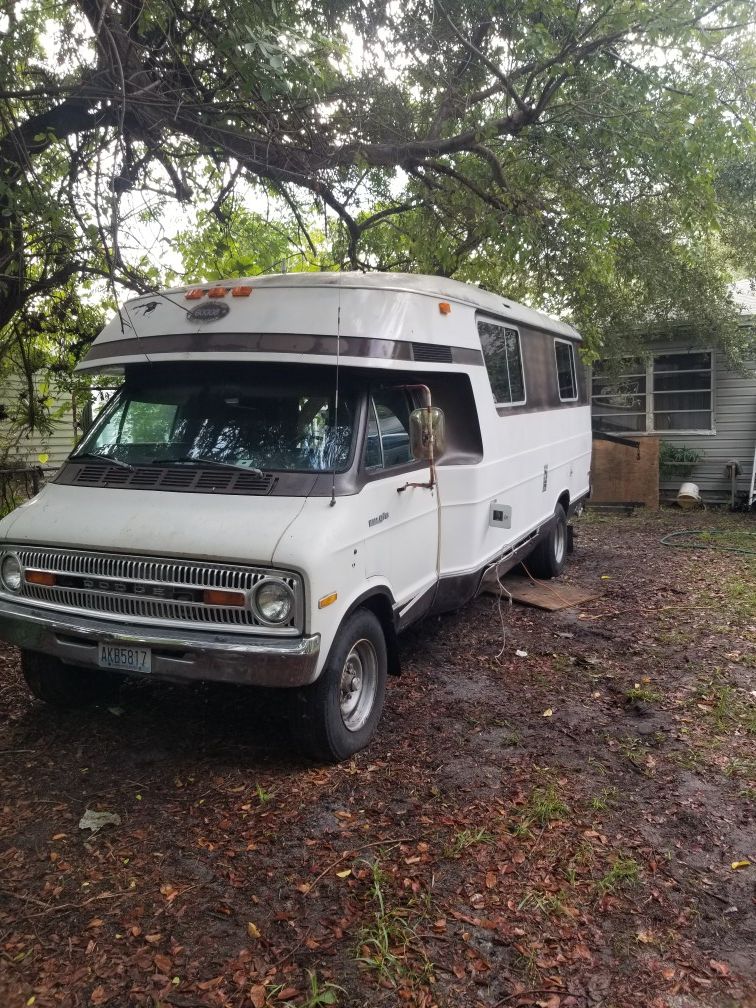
[0,510,754,1008]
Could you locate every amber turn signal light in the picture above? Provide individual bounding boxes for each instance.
[203,589,246,607]
[25,569,56,587]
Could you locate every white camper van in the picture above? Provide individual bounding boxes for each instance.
[0,274,591,761]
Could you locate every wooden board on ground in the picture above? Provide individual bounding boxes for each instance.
[480,572,603,611]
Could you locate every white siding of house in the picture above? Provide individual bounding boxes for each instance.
[0,373,77,469]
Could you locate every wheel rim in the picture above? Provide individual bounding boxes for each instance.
[554,521,566,565]
[339,638,378,732]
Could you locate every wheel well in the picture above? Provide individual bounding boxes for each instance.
[557,490,570,514]
[352,592,401,677]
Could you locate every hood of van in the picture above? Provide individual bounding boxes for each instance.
[0,483,307,567]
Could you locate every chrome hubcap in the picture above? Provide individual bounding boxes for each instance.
[554,522,566,564]
[340,638,378,732]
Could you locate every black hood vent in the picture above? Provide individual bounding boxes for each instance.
[69,464,276,496]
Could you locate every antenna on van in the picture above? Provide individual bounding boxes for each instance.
[330,296,341,507]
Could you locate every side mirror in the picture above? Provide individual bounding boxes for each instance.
[409,406,446,461]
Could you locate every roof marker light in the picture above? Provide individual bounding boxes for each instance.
[232,286,252,297]
[207,287,228,298]
[439,302,451,315]
[185,288,205,300]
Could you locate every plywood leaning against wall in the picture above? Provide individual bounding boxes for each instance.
[591,435,660,509]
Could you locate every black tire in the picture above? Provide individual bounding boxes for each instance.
[21,651,117,707]
[290,608,388,763]
[526,503,568,579]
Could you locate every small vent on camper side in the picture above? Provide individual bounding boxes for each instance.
[411,342,453,363]
[70,465,276,496]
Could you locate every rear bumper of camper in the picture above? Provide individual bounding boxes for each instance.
[0,599,321,687]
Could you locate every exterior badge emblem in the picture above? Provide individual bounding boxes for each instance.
[186,301,230,323]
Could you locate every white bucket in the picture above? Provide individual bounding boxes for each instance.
[676,482,702,509]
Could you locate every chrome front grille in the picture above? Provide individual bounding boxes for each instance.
[8,547,302,635]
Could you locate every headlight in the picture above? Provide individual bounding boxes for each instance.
[255,580,294,625]
[0,553,22,593]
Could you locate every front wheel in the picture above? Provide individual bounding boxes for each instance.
[290,608,388,762]
[526,503,568,579]
[21,651,117,707]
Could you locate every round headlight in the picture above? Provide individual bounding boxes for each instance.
[1,553,22,593]
[255,580,294,625]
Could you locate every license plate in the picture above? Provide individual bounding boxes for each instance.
[97,643,152,674]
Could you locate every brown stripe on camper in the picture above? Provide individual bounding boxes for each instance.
[80,332,484,367]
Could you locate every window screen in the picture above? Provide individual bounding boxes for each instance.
[478,321,526,405]
[554,339,578,401]
[592,352,713,433]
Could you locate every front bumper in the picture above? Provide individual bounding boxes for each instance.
[0,599,320,687]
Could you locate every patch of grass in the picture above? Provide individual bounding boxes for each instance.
[518,887,569,915]
[625,684,662,704]
[286,971,345,1007]
[445,828,495,857]
[693,674,756,735]
[588,787,618,812]
[595,856,640,894]
[355,860,434,988]
[722,573,756,618]
[526,783,570,825]
[255,783,274,804]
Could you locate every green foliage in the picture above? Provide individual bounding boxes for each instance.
[1,0,754,365]
[659,442,703,482]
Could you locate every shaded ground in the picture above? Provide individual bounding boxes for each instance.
[1,510,754,1008]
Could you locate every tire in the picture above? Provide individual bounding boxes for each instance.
[21,650,117,707]
[290,608,388,763]
[526,503,568,579]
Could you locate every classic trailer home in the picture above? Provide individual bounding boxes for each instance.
[0,273,591,760]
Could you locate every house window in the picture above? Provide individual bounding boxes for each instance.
[478,320,526,406]
[554,339,578,401]
[592,351,713,434]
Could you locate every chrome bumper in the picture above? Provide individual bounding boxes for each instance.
[0,599,321,687]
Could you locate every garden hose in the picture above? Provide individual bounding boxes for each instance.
[659,529,756,556]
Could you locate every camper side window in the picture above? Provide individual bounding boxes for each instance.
[478,321,526,406]
[554,339,578,401]
[364,390,412,469]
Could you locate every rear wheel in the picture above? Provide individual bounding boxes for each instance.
[21,651,117,707]
[290,608,387,762]
[526,503,568,579]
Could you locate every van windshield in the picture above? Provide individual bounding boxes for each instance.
[76,377,358,473]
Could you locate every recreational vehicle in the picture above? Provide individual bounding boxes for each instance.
[0,274,591,760]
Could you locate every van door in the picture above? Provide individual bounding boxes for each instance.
[362,388,439,613]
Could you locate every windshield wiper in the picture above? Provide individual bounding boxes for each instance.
[70,452,134,471]
[152,457,264,477]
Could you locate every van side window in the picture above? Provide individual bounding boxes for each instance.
[554,339,578,401]
[365,389,412,469]
[478,321,525,405]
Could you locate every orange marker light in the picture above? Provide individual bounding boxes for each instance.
[203,589,246,607]
[231,286,252,297]
[25,569,56,587]
[207,287,228,298]
[318,592,338,609]
[439,302,451,315]
[185,288,205,300]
